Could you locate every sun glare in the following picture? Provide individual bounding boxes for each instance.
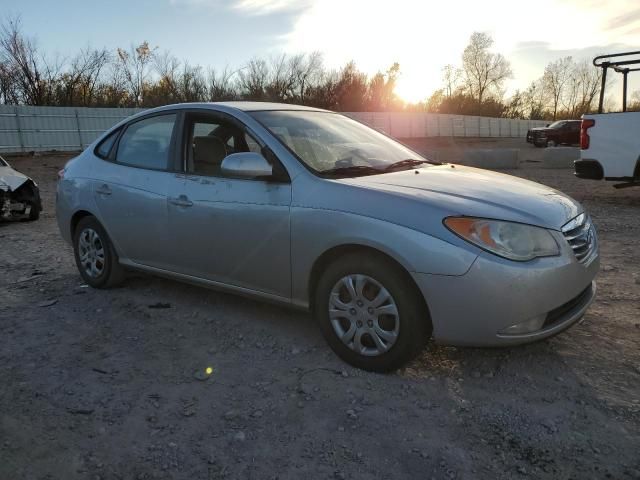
[394,76,432,104]
[286,1,466,105]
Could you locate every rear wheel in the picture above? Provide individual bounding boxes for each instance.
[314,252,431,372]
[73,216,124,288]
[27,200,40,221]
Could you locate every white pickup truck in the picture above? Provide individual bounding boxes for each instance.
[575,51,640,188]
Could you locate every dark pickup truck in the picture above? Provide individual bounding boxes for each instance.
[526,120,581,147]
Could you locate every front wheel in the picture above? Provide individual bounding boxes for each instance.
[314,253,431,372]
[73,216,125,288]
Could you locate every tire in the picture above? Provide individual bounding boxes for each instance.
[547,139,557,147]
[314,252,432,372]
[533,140,544,148]
[73,216,125,288]
[27,201,40,221]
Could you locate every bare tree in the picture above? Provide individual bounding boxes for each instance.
[461,32,512,104]
[334,61,369,111]
[238,58,269,100]
[115,41,156,106]
[177,63,207,102]
[289,51,323,103]
[0,59,18,103]
[97,59,130,106]
[153,50,181,103]
[367,62,401,111]
[521,79,548,119]
[542,56,572,120]
[442,64,462,98]
[207,67,238,101]
[57,47,110,106]
[0,16,59,105]
[629,90,640,112]
[266,54,295,101]
[571,59,602,115]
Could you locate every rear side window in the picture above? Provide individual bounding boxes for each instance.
[95,129,120,159]
[116,114,177,170]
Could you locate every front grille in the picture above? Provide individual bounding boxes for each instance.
[543,284,593,328]
[562,213,596,263]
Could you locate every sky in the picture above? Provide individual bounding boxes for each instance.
[1,0,639,103]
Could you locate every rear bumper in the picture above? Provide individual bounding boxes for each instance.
[412,245,599,347]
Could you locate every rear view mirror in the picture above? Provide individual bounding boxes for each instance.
[221,152,272,178]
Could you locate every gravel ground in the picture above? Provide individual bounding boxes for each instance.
[1,141,639,480]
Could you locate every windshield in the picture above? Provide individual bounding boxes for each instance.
[249,110,431,176]
[548,121,565,129]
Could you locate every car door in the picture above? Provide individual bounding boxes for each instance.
[558,122,569,144]
[92,113,184,270]
[568,121,580,144]
[167,111,292,299]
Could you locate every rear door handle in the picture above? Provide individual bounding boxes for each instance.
[96,184,112,196]
[169,195,193,207]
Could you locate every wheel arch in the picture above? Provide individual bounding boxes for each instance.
[308,243,430,321]
[70,209,96,239]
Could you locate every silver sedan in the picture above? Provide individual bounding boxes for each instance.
[56,102,599,371]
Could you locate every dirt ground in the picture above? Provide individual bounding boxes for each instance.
[1,140,639,480]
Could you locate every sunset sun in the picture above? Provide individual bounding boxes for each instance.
[394,75,438,104]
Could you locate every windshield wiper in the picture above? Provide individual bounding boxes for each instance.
[321,165,384,177]
[384,159,435,172]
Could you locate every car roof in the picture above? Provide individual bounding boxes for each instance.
[214,101,330,112]
[147,101,331,114]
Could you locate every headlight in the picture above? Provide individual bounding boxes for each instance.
[444,217,559,261]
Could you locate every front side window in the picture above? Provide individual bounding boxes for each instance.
[116,114,176,170]
[249,110,428,176]
[185,115,262,177]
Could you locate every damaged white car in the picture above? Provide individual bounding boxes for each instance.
[0,155,41,221]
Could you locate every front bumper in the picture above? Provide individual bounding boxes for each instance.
[412,242,599,347]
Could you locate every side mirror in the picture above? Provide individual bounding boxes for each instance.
[221,152,272,178]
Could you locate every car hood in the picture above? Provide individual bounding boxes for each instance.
[339,165,582,230]
[0,165,30,191]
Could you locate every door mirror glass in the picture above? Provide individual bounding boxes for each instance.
[221,152,272,178]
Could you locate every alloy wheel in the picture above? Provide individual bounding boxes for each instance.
[78,228,105,278]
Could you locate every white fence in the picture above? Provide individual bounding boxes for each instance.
[0,105,143,153]
[0,105,547,154]
[347,112,547,138]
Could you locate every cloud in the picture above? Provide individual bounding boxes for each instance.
[607,8,640,31]
[232,0,313,14]
[169,0,312,15]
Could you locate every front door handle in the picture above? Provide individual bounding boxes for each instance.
[169,195,193,208]
[96,184,112,196]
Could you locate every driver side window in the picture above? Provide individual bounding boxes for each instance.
[185,115,262,177]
